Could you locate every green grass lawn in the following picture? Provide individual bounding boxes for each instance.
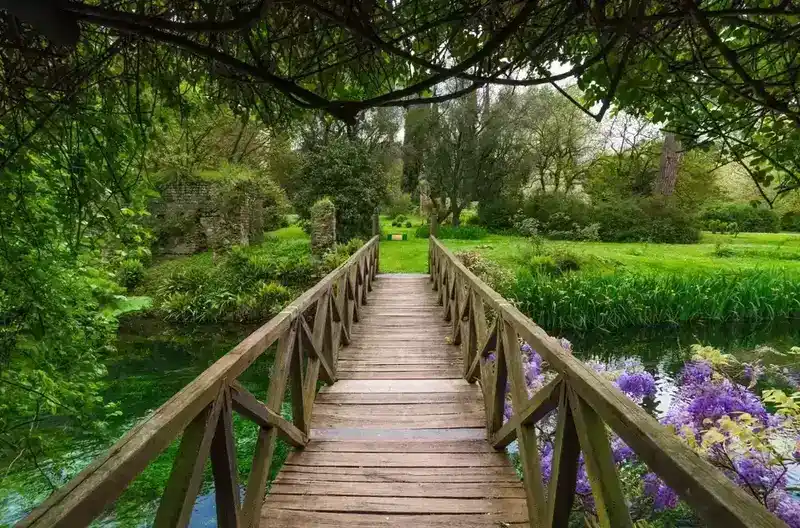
[376,219,800,276]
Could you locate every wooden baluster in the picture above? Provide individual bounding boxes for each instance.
[466,318,496,383]
[450,273,461,342]
[312,293,335,379]
[289,319,309,435]
[568,389,633,528]
[546,384,581,527]
[299,319,322,430]
[210,386,240,528]
[458,287,472,361]
[334,275,350,346]
[501,320,547,527]
[154,389,225,528]
[349,270,361,323]
[464,290,487,379]
[358,260,368,306]
[438,266,447,309]
[488,321,508,436]
[241,326,297,528]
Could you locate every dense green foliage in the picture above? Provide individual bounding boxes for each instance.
[512,268,800,332]
[701,203,780,233]
[292,138,387,241]
[145,234,363,323]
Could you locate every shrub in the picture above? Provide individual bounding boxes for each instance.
[781,211,800,232]
[405,221,412,228]
[593,198,700,243]
[455,251,513,291]
[117,258,145,289]
[477,196,520,231]
[520,193,593,234]
[415,225,486,239]
[393,214,408,223]
[701,203,779,233]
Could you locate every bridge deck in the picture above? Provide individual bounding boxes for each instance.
[261,274,528,527]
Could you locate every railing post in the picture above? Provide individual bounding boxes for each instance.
[430,211,439,238]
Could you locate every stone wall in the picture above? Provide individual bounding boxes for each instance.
[151,179,266,255]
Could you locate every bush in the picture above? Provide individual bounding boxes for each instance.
[593,198,700,243]
[455,250,513,291]
[405,221,412,228]
[477,196,520,231]
[701,203,779,233]
[415,225,486,239]
[520,193,593,234]
[117,258,145,289]
[781,211,800,232]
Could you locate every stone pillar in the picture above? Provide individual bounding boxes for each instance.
[310,198,336,256]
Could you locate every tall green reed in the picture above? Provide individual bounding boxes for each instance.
[509,269,800,332]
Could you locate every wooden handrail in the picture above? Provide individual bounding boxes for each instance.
[17,236,380,528]
[429,236,787,528]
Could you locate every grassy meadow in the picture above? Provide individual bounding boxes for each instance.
[377,215,800,332]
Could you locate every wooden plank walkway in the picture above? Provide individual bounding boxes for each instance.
[262,274,528,527]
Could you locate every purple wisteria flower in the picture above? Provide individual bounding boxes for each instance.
[643,473,679,510]
[615,371,657,401]
[680,361,713,385]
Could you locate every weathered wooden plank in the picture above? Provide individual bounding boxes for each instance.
[270,482,527,498]
[153,389,225,528]
[491,377,561,449]
[240,324,297,528]
[568,388,632,528]
[209,387,240,528]
[229,381,307,448]
[315,391,483,405]
[312,402,484,416]
[310,427,487,441]
[263,495,528,515]
[300,317,335,385]
[302,440,497,453]
[283,452,512,468]
[502,319,547,527]
[262,511,529,527]
[312,412,485,429]
[323,379,477,393]
[546,385,581,528]
[276,465,519,481]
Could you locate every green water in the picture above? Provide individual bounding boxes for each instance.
[0,318,282,528]
[2,319,798,527]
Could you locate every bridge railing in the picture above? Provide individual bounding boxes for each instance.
[429,236,785,528]
[18,236,380,528]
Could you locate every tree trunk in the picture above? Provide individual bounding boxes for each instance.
[654,132,682,196]
[451,206,462,227]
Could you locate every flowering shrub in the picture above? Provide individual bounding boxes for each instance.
[497,339,800,526]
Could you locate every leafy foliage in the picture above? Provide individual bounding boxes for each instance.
[292,138,387,241]
[701,204,780,233]
[511,269,800,332]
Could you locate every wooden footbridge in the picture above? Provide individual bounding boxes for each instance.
[18,236,786,527]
